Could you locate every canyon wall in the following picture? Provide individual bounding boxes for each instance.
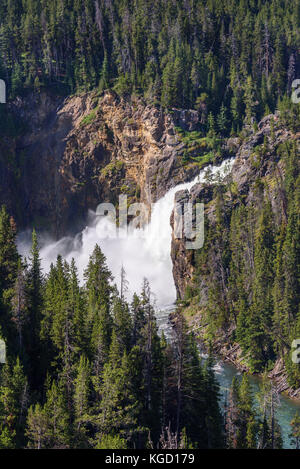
[171,113,299,298]
[0,90,204,237]
[170,113,300,398]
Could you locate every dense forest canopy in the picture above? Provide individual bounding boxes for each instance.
[188,136,300,386]
[0,213,296,449]
[0,0,299,133]
[0,0,299,450]
[0,216,225,449]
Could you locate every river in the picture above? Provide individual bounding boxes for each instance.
[18,158,300,449]
[213,358,300,449]
[155,304,300,449]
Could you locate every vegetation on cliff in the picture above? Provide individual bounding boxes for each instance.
[0,214,224,448]
[0,0,299,136]
[181,109,300,391]
[0,0,299,450]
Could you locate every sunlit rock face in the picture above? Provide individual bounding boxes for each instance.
[1,90,207,238]
[171,114,300,300]
[18,159,233,310]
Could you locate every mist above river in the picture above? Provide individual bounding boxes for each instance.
[18,158,234,308]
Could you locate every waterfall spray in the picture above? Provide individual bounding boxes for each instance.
[18,158,235,308]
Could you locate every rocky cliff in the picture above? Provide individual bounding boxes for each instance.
[171,113,300,298]
[170,113,300,398]
[0,90,205,237]
[1,89,299,397]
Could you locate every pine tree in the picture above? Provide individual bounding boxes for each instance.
[68,259,86,353]
[257,372,282,449]
[112,278,132,354]
[26,403,49,449]
[0,358,28,448]
[170,311,222,448]
[11,259,28,353]
[26,229,43,389]
[217,104,229,136]
[207,112,216,137]
[95,350,138,445]
[131,293,146,347]
[290,412,300,449]
[226,374,257,449]
[248,203,275,371]
[226,376,240,448]
[244,75,257,125]
[237,374,257,449]
[202,355,223,448]
[0,207,19,345]
[74,355,90,446]
[43,380,70,448]
[84,244,113,320]
[99,53,109,93]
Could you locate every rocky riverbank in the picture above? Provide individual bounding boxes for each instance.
[1,89,212,237]
[180,303,300,401]
[169,113,300,401]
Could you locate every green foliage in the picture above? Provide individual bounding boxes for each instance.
[101,161,125,178]
[226,373,282,449]
[96,433,127,449]
[0,0,298,135]
[80,109,98,127]
[176,129,224,166]
[0,358,28,448]
[191,139,300,381]
[0,215,223,448]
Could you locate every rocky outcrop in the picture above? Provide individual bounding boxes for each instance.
[171,185,214,299]
[170,113,300,399]
[0,90,204,237]
[171,113,300,298]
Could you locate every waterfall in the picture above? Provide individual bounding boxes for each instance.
[18,158,235,308]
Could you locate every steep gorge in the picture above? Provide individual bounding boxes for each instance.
[171,114,300,298]
[170,113,300,399]
[0,90,207,237]
[1,91,299,401]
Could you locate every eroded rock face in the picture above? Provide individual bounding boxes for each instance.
[171,114,300,299]
[169,114,300,398]
[171,185,214,299]
[0,90,201,237]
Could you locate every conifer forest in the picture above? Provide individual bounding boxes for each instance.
[0,0,299,451]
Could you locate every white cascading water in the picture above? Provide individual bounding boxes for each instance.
[18,158,234,310]
[17,156,300,447]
